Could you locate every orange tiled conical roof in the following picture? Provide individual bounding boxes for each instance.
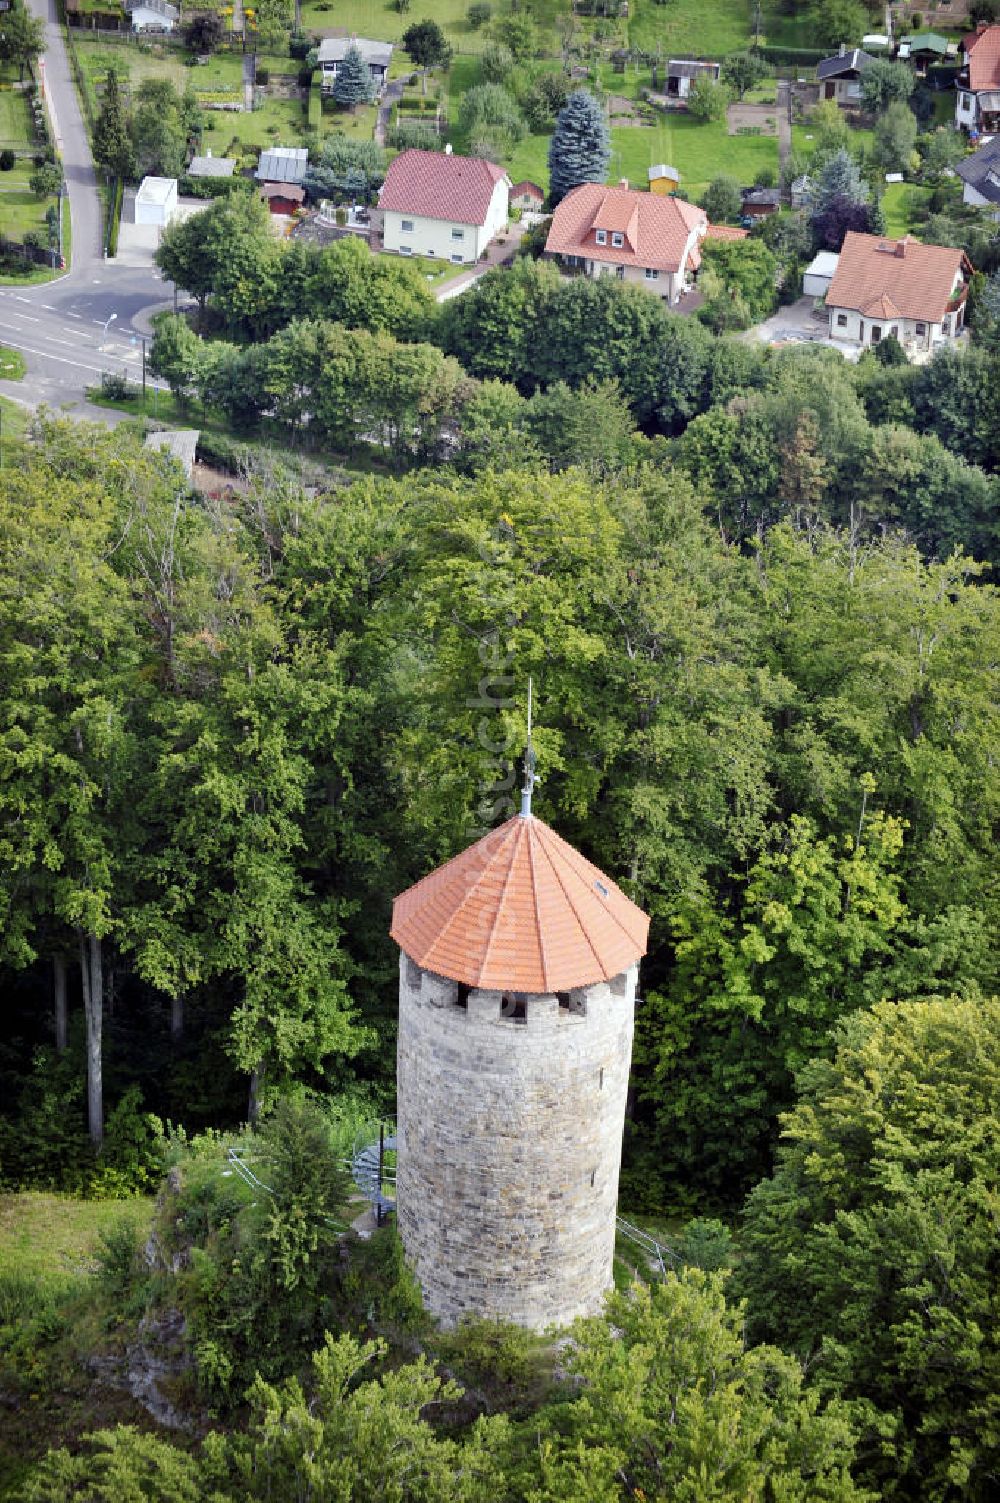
[391,815,649,993]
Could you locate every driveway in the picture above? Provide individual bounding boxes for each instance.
[435,222,527,302]
[745,296,857,356]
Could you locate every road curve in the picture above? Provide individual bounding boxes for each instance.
[1,2,171,417]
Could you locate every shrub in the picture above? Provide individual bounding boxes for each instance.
[256,65,270,84]
[467,0,492,26]
[95,1216,144,1311]
[99,370,134,402]
[0,150,14,171]
[675,1217,734,1272]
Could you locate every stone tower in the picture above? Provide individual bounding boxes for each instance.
[390,800,649,1332]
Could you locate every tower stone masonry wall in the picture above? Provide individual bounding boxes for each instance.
[395,951,638,1331]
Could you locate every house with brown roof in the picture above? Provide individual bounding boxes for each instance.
[955,23,1000,132]
[544,181,710,302]
[825,231,972,353]
[378,148,510,265]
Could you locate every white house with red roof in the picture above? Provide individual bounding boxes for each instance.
[378,148,510,265]
[955,23,1000,133]
[825,232,972,353]
[544,181,738,302]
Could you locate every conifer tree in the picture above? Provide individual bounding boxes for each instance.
[333,43,375,109]
[547,89,610,205]
[93,70,135,181]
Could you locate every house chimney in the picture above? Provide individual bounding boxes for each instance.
[445,142,453,154]
[895,240,906,257]
[619,176,628,187]
[206,148,212,158]
[839,42,847,55]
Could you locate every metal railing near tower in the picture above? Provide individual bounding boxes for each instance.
[350,1118,397,1224]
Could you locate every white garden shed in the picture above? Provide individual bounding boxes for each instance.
[135,176,178,228]
[803,250,840,299]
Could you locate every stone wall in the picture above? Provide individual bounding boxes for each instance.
[395,952,637,1331]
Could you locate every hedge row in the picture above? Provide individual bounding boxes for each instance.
[106,175,123,257]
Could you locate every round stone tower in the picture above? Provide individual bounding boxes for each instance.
[390,805,649,1332]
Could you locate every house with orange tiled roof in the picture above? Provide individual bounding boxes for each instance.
[825,231,973,353]
[955,23,1000,132]
[378,148,510,265]
[544,180,714,301]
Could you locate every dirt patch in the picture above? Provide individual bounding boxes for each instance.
[727,101,777,137]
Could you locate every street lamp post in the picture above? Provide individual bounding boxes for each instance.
[102,312,118,339]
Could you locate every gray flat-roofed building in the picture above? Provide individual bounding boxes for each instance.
[256,146,309,185]
[188,154,236,179]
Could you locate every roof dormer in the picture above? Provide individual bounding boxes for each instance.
[591,193,639,252]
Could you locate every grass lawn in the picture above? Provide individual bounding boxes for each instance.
[71,37,244,113]
[628,0,752,57]
[792,122,875,163]
[508,112,779,198]
[299,0,500,52]
[0,1192,153,1292]
[881,181,933,236]
[0,90,33,148]
[762,4,821,51]
[0,396,29,445]
[0,346,26,380]
[0,162,47,239]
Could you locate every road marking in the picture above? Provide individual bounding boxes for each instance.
[41,304,56,311]
[68,311,82,318]
[10,313,40,322]
[0,337,110,379]
[15,296,31,304]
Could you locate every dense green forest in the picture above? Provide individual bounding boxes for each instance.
[1,405,997,1494]
[3,255,1000,1495]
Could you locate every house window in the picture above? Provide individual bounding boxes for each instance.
[870,324,882,343]
[451,253,463,263]
[611,232,624,248]
[915,321,926,335]
[400,219,414,232]
[616,265,625,279]
[400,246,412,255]
[595,228,607,245]
[644,267,659,281]
[451,228,464,241]
[836,313,847,327]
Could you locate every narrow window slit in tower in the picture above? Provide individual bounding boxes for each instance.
[502,992,527,1024]
[590,1168,596,1187]
[599,1067,604,1090]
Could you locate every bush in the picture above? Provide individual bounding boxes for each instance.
[467,0,492,26]
[95,1216,144,1311]
[99,370,134,402]
[0,150,14,171]
[195,429,256,474]
[256,66,270,85]
[675,1217,734,1272]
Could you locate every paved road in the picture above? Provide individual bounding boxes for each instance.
[0,0,170,417]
